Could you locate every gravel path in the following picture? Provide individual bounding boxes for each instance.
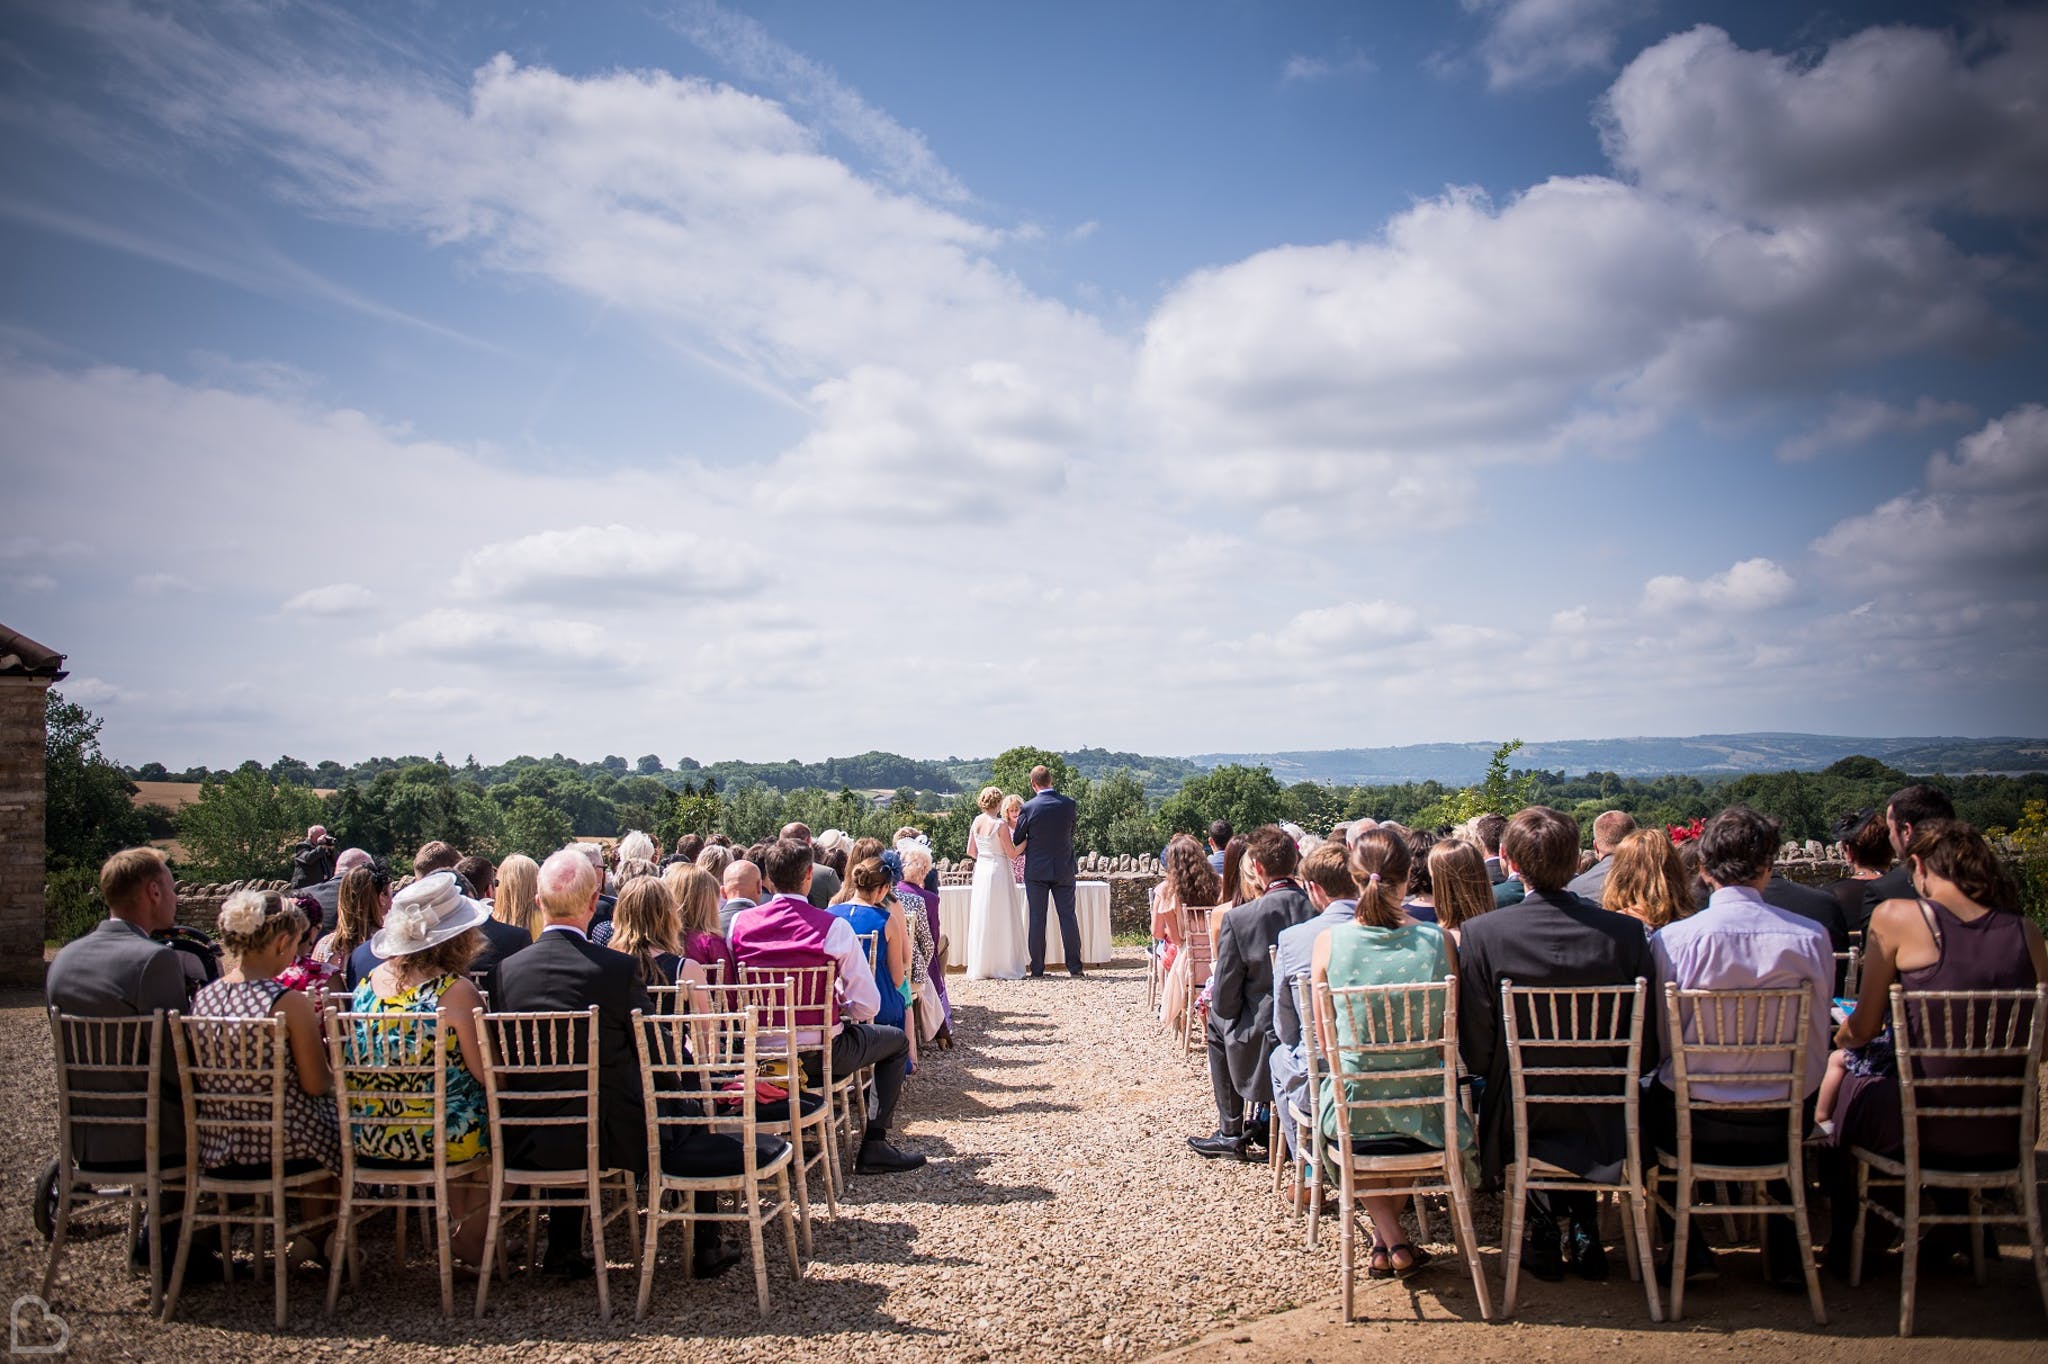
[2,953,1341,1362]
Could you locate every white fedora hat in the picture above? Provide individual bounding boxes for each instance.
[370,870,491,959]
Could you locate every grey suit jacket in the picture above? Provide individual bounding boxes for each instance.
[46,918,190,1167]
[1267,901,1357,1113]
[1208,882,1319,1104]
[1564,855,1614,904]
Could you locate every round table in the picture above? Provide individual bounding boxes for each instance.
[937,880,1112,968]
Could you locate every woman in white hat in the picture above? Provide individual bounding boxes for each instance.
[350,870,495,1264]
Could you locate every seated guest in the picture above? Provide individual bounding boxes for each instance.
[664,864,739,984]
[1857,784,1955,936]
[1312,829,1476,1274]
[1647,807,1831,1283]
[414,840,462,881]
[1601,828,1695,931]
[1458,806,1656,1282]
[694,843,732,883]
[1216,835,1251,910]
[1154,835,1222,1033]
[590,858,661,946]
[719,859,762,934]
[1398,826,1439,923]
[895,842,949,1044]
[572,843,617,932]
[452,854,533,994]
[456,855,496,904]
[778,823,841,907]
[729,838,924,1172]
[496,848,764,1279]
[1763,865,1850,964]
[1824,807,1892,933]
[672,833,705,864]
[828,837,886,907]
[351,873,494,1264]
[302,847,377,943]
[1566,810,1636,902]
[318,865,388,976]
[275,896,338,994]
[615,830,658,866]
[1822,819,2047,1271]
[493,853,544,939]
[1427,839,1495,948]
[1269,841,1358,1184]
[1474,814,1509,885]
[844,857,913,1034]
[1207,820,1233,875]
[1188,825,1316,1160]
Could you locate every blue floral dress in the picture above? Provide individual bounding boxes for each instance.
[347,974,488,1163]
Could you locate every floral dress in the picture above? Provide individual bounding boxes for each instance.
[346,974,488,1164]
[189,977,341,1171]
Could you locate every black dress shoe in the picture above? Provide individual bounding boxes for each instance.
[691,1242,743,1278]
[1067,969,1086,978]
[856,1138,927,1173]
[540,1254,595,1280]
[1565,1224,1610,1281]
[1521,1230,1566,1282]
[1187,1132,1250,1160]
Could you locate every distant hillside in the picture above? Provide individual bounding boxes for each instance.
[1188,734,2048,785]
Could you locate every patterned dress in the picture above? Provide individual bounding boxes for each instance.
[346,974,489,1164]
[1314,920,1476,1182]
[189,977,341,1172]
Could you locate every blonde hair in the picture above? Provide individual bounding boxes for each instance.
[216,889,299,960]
[663,864,722,939]
[98,847,168,912]
[977,785,1004,814]
[1428,839,1493,934]
[1001,794,1023,818]
[1603,828,1693,930]
[494,854,542,937]
[609,877,680,983]
[695,844,733,880]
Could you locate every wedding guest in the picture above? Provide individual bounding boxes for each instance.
[1824,807,1893,931]
[351,872,493,1264]
[1858,784,1955,934]
[845,857,913,1033]
[1399,826,1439,924]
[1646,807,1831,1283]
[572,842,617,933]
[275,897,337,994]
[729,839,923,1172]
[1207,820,1233,875]
[456,855,496,903]
[1566,811,1636,902]
[589,857,660,946]
[1822,819,2046,1272]
[719,859,762,933]
[493,853,544,939]
[829,837,885,906]
[897,842,948,1036]
[695,843,732,882]
[1427,839,1495,948]
[616,830,658,866]
[1217,835,1252,909]
[780,822,841,907]
[1601,828,1694,931]
[666,863,738,983]
[317,865,387,978]
[610,875,688,987]
[1312,828,1474,1275]
[1458,806,1655,1282]
[1475,814,1509,884]
[1188,826,1316,1161]
[300,846,375,937]
[1268,841,1357,1184]
[413,840,462,880]
[673,833,706,864]
[1155,836,1221,1033]
[1762,865,1850,964]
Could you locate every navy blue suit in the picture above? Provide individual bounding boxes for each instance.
[1013,787,1081,975]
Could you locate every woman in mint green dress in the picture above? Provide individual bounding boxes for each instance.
[1312,828,1477,1278]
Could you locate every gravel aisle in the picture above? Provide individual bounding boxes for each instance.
[1,954,1352,1362]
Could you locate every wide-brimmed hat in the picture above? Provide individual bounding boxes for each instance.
[370,870,490,958]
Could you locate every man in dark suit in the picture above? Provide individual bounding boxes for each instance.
[1458,806,1657,1283]
[497,847,768,1278]
[455,854,532,996]
[1858,783,1956,933]
[1011,764,1083,977]
[1188,825,1317,1160]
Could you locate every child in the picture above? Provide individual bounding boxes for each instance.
[1813,1004,1892,1137]
[275,896,339,995]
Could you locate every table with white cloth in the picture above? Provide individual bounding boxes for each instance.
[938,880,1112,968]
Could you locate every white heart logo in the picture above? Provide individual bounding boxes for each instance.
[8,1295,69,1355]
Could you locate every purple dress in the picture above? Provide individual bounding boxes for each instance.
[898,881,947,1027]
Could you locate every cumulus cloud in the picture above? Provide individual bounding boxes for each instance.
[1778,394,1976,462]
[377,608,626,671]
[282,582,376,617]
[1282,49,1376,84]
[1642,558,1796,614]
[452,525,762,605]
[1275,600,1424,655]
[1462,0,1651,90]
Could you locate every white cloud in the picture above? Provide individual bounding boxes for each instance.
[1928,403,2048,493]
[1462,0,1650,90]
[1276,600,1424,655]
[133,572,192,594]
[377,609,627,672]
[1642,558,1796,614]
[452,525,762,605]
[282,582,376,617]
[63,676,125,705]
[384,686,482,712]
[1778,394,1976,461]
[6,573,57,593]
[1282,49,1375,84]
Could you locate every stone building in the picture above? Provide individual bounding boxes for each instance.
[0,624,66,987]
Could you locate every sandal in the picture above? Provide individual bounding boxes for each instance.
[1387,1243,1434,1279]
[1366,1242,1396,1280]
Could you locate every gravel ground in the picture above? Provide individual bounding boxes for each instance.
[1,953,1339,1362]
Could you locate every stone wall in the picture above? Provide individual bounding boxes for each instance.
[0,677,53,986]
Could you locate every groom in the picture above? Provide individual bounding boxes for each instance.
[1011,765,1082,977]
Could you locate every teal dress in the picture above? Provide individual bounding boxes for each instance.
[1314,920,1476,1182]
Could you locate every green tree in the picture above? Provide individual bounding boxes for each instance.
[176,765,324,879]
[43,689,150,873]
[989,746,1077,800]
[1076,768,1163,856]
[501,795,574,859]
[1413,739,1538,828]
[1158,764,1285,838]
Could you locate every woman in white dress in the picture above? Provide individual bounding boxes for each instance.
[964,785,1029,980]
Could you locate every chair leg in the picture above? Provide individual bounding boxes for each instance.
[1629,1190,1664,1323]
[42,1174,72,1299]
[145,1179,167,1316]
[1449,1177,1495,1322]
[1849,1163,1870,1287]
[325,1187,352,1317]
[474,1179,504,1319]
[434,1183,456,1319]
[1969,1192,1988,1287]
[272,1190,290,1330]
[1670,1177,1691,1322]
[1414,1193,1433,1245]
[2021,1162,2048,1325]
[748,1182,771,1316]
[634,1204,660,1322]
[1338,1170,1356,1323]
[777,1169,800,1279]
[1502,1168,1527,1320]
[588,1181,612,1324]
[1789,1179,1828,1326]
[1899,1181,1920,1337]
[162,1183,201,1323]
[788,1125,814,1257]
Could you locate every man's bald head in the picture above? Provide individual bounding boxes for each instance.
[723,859,761,903]
[538,848,600,922]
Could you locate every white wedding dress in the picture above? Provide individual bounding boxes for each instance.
[964,821,1029,980]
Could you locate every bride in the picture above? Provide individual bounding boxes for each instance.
[963,785,1028,980]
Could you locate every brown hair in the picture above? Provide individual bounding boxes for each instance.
[832,838,884,904]
[1907,819,2018,913]
[1245,824,1299,880]
[413,840,460,877]
[1299,841,1354,900]
[1162,834,1222,908]
[1428,840,1493,934]
[610,877,681,982]
[455,854,495,898]
[1401,826,1437,898]
[848,855,893,898]
[98,846,168,912]
[1348,828,1412,929]
[1697,805,1779,887]
[1602,828,1694,930]
[1217,835,1250,906]
[1502,806,1580,893]
[330,865,386,962]
[663,864,721,939]
[763,838,812,893]
[391,927,481,979]
[1473,813,1508,855]
[1841,810,1893,872]
[977,785,1004,814]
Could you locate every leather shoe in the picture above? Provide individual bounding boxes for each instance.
[1521,1230,1566,1282]
[540,1254,595,1280]
[1564,1223,1610,1281]
[856,1138,927,1173]
[1187,1132,1250,1161]
[691,1241,743,1278]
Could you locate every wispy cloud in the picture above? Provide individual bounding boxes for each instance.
[1282,49,1376,84]
[1778,394,1975,461]
[663,0,971,205]
[1460,0,1651,90]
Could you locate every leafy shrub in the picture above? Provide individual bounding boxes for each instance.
[46,866,103,945]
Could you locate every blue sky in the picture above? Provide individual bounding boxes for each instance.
[1,0,2043,769]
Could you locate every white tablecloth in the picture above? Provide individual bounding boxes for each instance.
[938,880,1112,968]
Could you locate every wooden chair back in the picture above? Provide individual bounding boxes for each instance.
[475,1009,602,1174]
[1663,984,1809,1130]
[50,1008,165,1173]
[170,1013,293,1172]
[328,1008,454,1169]
[1893,984,2045,1163]
[1317,978,1460,1147]
[738,961,839,1045]
[1499,978,1649,1164]
[857,931,880,975]
[632,1008,759,1163]
[1834,947,1861,998]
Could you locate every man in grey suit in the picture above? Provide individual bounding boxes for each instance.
[1011,765,1082,977]
[1267,843,1358,1167]
[1564,809,1636,903]
[718,859,761,934]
